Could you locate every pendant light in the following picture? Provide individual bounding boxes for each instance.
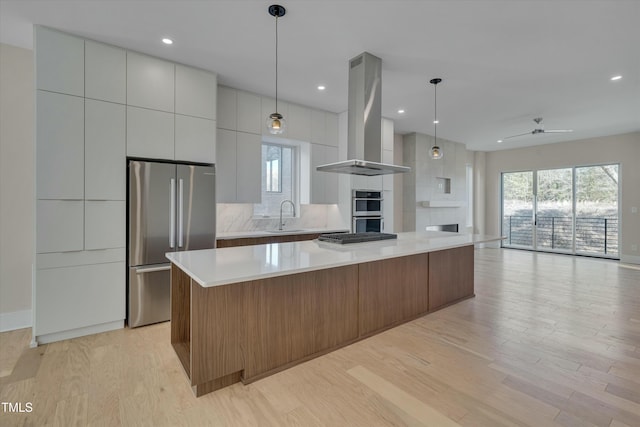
[266,5,286,134]
[430,78,443,159]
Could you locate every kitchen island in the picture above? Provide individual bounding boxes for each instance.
[166,232,503,396]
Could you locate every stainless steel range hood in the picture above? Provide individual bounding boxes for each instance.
[316,52,410,176]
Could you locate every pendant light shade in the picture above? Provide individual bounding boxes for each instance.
[430,78,443,160]
[267,5,286,135]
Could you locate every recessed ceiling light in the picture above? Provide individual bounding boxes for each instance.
[162,38,173,45]
[497,139,503,143]
[433,120,439,124]
[610,75,622,81]
[317,85,326,91]
[398,109,405,114]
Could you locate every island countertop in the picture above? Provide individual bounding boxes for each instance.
[165,232,503,288]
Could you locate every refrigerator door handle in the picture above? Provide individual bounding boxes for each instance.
[178,178,184,247]
[134,264,172,274]
[170,178,176,248]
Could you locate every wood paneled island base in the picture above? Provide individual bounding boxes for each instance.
[170,244,475,397]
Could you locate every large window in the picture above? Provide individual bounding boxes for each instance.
[254,143,297,217]
[501,164,619,258]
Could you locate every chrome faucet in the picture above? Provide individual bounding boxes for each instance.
[279,200,296,230]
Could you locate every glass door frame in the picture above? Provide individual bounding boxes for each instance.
[501,163,620,259]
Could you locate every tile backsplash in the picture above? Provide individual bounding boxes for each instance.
[217,203,345,233]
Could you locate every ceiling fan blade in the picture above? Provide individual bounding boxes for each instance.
[543,129,573,133]
[502,131,533,140]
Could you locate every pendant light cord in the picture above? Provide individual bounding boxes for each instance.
[275,14,279,113]
[433,81,437,148]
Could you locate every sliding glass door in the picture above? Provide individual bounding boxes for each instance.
[502,171,534,249]
[502,164,619,258]
[535,168,573,252]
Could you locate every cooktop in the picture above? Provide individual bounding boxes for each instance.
[317,232,398,244]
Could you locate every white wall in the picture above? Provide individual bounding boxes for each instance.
[484,132,640,263]
[0,43,34,331]
[403,132,472,233]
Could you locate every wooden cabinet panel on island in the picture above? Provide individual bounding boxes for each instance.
[428,245,475,311]
[358,254,429,336]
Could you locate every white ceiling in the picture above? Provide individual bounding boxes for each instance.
[1,0,639,151]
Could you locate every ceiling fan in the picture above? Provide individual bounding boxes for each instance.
[502,117,573,141]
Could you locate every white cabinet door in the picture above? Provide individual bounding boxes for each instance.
[175,115,216,163]
[216,129,237,202]
[35,26,84,96]
[85,201,126,250]
[85,40,126,104]
[288,104,311,141]
[310,144,338,204]
[311,109,326,145]
[236,91,262,134]
[127,52,174,112]
[36,200,84,253]
[176,64,217,119]
[324,146,339,204]
[36,91,84,200]
[126,106,174,160]
[85,99,125,200]
[217,86,237,130]
[325,113,339,147]
[236,132,261,203]
[35,262,125,336]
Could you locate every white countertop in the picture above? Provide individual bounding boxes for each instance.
[167,232,504,288]
[216,228,350,240]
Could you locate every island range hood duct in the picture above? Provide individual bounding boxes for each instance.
[316,52,410,176]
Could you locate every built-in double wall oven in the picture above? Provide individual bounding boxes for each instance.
[352,189,383,232]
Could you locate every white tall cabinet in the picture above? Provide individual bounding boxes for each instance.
[34,26,218,344]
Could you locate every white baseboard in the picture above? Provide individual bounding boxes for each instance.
[35,320,124,345]
[0,309,32,332]
[621,254,640,265]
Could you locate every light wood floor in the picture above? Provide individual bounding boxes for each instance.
[1,248,639,426]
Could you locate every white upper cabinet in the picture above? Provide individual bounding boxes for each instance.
[35,26,84,96]
[325,113,339,147]
[288,104,312,141]
[175,64,217,120]
[85,100,126,200]
[311,110,326,145]
[216,129,237,202]
[127,52,175,112]
[36,91,84,200]
[175,115,216,163]
[236,91,262,134]
[310,144,338,204]
[85,41,126,104]
[217,86,237,130]
[126,106,174,160]
[235,132,262,203]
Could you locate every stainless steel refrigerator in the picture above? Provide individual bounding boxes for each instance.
[128,160,216,328]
